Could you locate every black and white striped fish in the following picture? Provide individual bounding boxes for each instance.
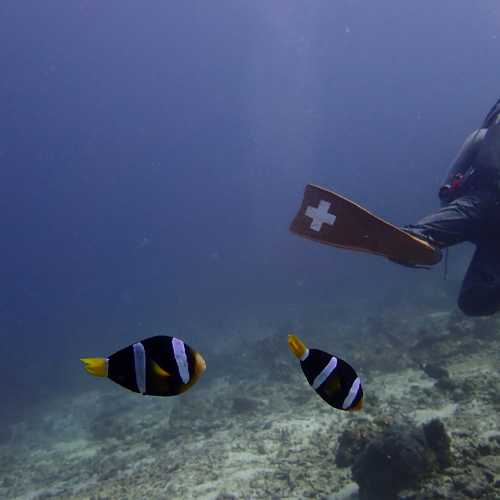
[288,334,363,411]
[81,335,206,396]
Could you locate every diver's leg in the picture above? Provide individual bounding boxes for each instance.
[406,194,488,248]
[458,240,500,316]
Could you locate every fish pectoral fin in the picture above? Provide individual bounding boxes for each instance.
[322,376,341,396]
[151,361,171,378]
[80,358,108,377]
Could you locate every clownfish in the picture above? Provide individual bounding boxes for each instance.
[288,334,363,411]
[81,335,206,396]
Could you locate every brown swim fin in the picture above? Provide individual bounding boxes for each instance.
[290,184,442,267]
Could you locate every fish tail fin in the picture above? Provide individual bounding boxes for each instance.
[80,357,108,377]
[350,398,364,411]
[288,333,308,359]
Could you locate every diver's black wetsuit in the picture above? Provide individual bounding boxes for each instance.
[407,100,500,317]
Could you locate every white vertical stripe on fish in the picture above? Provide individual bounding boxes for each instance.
[300,349,310,362]
[172,337,190,384]
[133,342,147,394]
[342,377,361,409]
[312,356,338,390]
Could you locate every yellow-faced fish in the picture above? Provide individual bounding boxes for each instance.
[81,335,206,396]
[288,334,363,411]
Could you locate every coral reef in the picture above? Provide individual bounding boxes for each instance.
[0,307,499,499]
[351,419,451,500]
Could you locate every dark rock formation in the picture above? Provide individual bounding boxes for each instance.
[351,419,451,500]
[420,362,449,381]
[423,419,452,468]
[335,422,376,468]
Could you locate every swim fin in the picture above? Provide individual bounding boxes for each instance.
[290,184,442,267]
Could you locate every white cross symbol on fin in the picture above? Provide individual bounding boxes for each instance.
[305,200,336,232]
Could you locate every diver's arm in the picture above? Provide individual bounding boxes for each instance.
[442,129,486,185]
[439,128,486,205]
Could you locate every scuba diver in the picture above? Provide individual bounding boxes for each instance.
[290,97,500,318]
[404,97,500,317]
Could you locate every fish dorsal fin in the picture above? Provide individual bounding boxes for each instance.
[151,360,171,378]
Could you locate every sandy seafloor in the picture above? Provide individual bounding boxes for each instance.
[1,308,499,500]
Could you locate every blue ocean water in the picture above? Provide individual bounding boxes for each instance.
[1,1,499,497]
